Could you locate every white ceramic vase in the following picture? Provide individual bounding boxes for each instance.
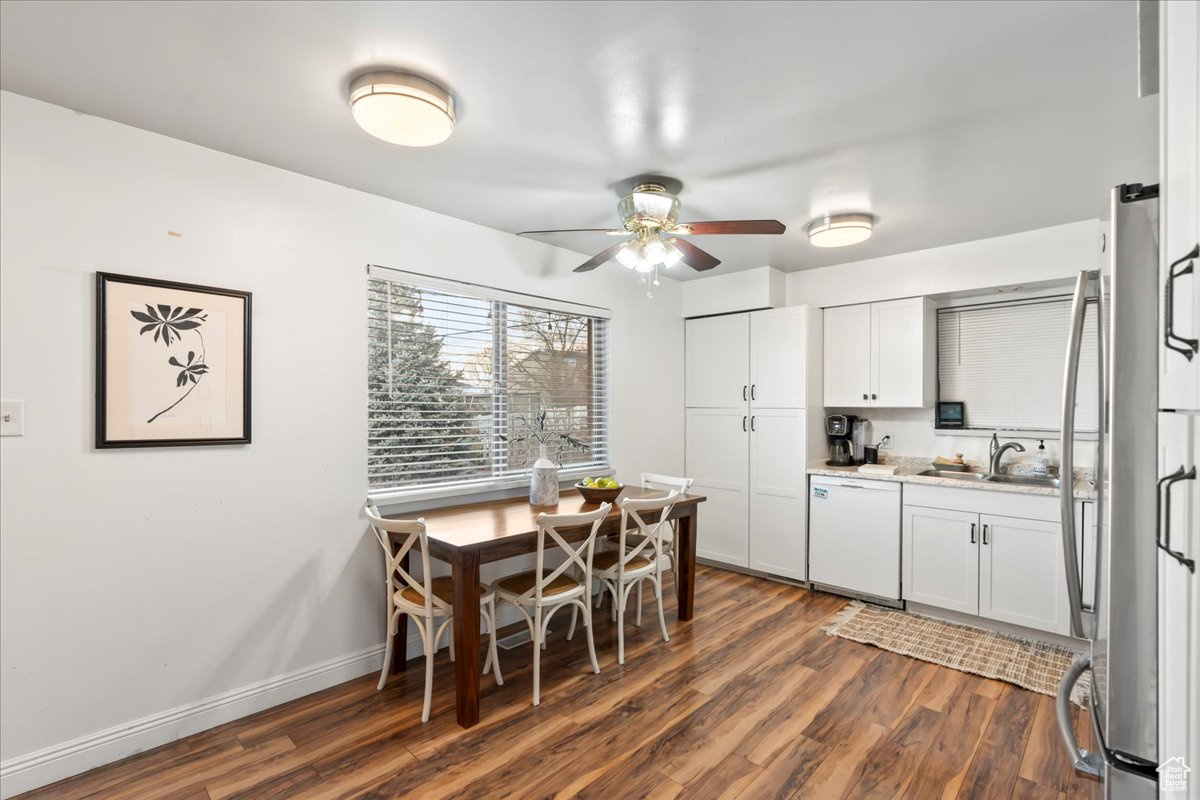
[529,442,559,506]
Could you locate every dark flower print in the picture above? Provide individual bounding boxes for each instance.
[130,304,207,347]
[169,351,209,388]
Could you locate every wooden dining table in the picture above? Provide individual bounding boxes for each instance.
[386,487,706,728]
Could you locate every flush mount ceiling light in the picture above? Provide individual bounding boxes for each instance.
[806,213,875,248]
[348,70,455,147]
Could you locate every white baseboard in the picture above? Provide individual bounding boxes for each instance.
[0,644,384,799]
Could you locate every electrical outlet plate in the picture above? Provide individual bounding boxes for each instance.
[1,400,25,436]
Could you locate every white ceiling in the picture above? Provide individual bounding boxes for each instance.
[0,0,1157,278]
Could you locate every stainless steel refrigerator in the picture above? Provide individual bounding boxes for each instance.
[1057,183,1160,798]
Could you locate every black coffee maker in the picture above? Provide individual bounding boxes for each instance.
[826,414,858,466]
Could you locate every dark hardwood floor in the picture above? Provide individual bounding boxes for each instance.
[17,565,1101,799]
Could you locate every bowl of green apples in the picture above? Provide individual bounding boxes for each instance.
[576,476,623,504]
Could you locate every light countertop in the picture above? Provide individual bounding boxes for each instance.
[806,459,1097,500]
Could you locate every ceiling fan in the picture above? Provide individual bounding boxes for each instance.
[517,177,785,295]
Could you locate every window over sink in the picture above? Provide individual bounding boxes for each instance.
[937,295,1100,432]
[367,266,610,499]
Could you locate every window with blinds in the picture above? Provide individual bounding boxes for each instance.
[367,273,610,495]
[937,296,1100,432]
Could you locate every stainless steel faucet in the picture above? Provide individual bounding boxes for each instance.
[989,438,1026,476]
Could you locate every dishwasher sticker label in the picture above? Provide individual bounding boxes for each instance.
[812,487,829,500]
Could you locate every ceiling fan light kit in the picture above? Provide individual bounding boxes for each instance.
[806,213,875,247]
[517,177,786,298]
[348,70,456,147]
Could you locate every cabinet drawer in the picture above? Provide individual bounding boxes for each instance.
[903,484,1059,522]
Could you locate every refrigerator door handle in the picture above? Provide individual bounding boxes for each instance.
[1059,270,1093,639]
[1056,656,1103,777]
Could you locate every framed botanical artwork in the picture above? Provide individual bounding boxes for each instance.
[96,272,251,448]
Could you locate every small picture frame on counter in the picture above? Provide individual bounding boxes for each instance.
[936,401,966,429]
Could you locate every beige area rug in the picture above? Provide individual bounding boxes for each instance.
[824,601,1091,707]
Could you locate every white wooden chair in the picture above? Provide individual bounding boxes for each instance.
[592,489,682,664]
[492,503,610,706]
[598,473,693,616]
[366,502,502,723]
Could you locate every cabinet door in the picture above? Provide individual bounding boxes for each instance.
[748,409,807,580]
[903,506,979,614]
[1159,0,1200,412]
[685,408,749,567]
[749,307,809,408]
[1159,412,1199,782]
[685,314,750,408]
[979,514,1069,635]
[871,297,932,408]
[823,304,872,407]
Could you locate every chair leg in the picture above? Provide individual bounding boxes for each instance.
[485,598,503,685]
[448,627,455,662]
[616,582,627,665]
[567,604,578,640]
[655,576,670,643]
[421,623,434,723]
[583,600,600,674]
[378,612,395,691]
[532,606,543,706]
[636,580,644,627]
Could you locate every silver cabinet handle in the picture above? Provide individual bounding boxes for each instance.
[970,523,976,544]
[1158,465,1197,572]
[1165,244,1200,361]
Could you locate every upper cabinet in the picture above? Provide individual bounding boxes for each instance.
[685,313,750,408]
[1159,0,1200,412]
[686,306,819,409]
[823,297,935,408]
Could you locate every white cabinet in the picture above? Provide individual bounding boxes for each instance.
[750,306,817,408]
[823,297,934,408]
[903,506,979,615]
[822,304,872,406]
[748,409,808,580]
[685,313,750,408]
[1158,411,1199,788]
[902,487,1070,637]
[686,408,749,567]
[684,307,821,576]
[1159,0,1200,412]
[978,514,1070,635]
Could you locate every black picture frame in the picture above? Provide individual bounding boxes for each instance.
[96,272,252,448]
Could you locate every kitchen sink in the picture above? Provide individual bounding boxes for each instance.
[915,469,1061,489]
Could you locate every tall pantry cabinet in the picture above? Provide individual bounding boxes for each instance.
[684,306,822,579]
[1158,0,1200,788]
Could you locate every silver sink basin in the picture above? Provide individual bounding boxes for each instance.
[916,469,992,482]
[915,469,1061,489]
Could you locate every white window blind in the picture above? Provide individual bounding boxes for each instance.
[367,273,610,494]
[937,296,1100,432]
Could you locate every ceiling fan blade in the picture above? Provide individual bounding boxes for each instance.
[674,220,786,236]
[518,228,627,237]
[673,238,721,271]
[573,242,626,273]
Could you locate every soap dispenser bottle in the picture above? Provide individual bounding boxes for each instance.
[1032,440,1049,477]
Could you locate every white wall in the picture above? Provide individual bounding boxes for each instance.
[789,220,1100,466]
[0,91,684,794]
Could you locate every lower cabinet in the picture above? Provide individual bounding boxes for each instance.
[978,515,1070,635]
[903,490,1073,637]
[903,506,979,615]
[686,408,750,567]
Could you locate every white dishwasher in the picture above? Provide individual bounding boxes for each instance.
[808,476,902,604]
